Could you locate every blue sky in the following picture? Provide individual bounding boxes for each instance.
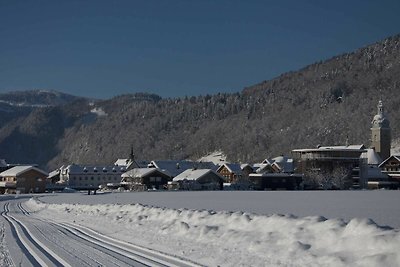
[1,0,399,99]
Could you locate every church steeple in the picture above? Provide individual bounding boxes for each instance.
[371,100,391,161]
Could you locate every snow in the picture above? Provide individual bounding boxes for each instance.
[0,165,47,177]
[198,151,228,165]
[19,191,400,266]
[90,107,107,116]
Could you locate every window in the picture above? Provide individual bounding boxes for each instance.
[85,177,88,180]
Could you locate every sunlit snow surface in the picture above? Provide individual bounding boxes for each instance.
[25,191,400,266]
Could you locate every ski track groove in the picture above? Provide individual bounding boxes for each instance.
[20,200,203,267]
[16,202,143,267]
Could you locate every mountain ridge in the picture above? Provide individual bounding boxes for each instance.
[0,34,399,170]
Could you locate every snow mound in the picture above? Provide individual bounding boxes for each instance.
[26,198,400,267]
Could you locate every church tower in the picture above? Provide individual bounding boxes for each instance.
[371,100,391,160]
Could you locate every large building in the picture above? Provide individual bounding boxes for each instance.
[58,164,127,189]
[371,100,391,161]
[292,145,367,189]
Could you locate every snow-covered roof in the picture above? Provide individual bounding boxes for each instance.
[0,166,48,177]
[217,163,242,174]
[149,160,217,177]
[173,169,223,182]
[361,149,382,165]
[121,168,170,178]
[257,155,294,173]
[48,169,60,179]
[271,156,294,172]
[378,155,400,168]
[114,159,131,166]
[240,164,253,170]
[293,145,367,153]
[63,164,127,174]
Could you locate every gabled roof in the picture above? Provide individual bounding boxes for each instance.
[148,160,217,177]
[0,166,48,177]
[378,155,400,168]
[173,169,223,182]
[121,168,170,178]
[257,155,294,173]
[216,163,242,174]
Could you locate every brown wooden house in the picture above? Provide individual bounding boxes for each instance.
[0,166,48,194]
[378,155,400,188]
[216,163,253,183]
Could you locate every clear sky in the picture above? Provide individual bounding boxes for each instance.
[1,0,399,99]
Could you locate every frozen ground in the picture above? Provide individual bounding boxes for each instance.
[25,190,400,267]
[39,190,400,228]
[1,191,400,266]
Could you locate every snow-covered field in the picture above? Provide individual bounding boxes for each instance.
[22,191,400,266]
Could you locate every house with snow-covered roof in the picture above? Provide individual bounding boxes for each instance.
[255,155,294,174]
[58,164,126,189]
[121,168,171,191]
[148,160,217,178]
[377,155,400,189]
[216,163,253,183]
[0,165,47,194]
[173,169,224,190]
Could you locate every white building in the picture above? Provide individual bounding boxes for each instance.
[59,164,127,188]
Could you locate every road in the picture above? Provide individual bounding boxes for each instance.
[0,196,200,267]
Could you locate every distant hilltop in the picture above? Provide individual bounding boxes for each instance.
[0,34,399,170]
[0,89,85,107]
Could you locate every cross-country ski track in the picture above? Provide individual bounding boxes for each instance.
[0,198,201,267]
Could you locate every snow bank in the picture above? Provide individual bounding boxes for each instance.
[26,198,400,267]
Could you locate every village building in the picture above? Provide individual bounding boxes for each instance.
[249,173,303,190]
[0,165,47,194]
[255,155,294,174]
[358,148,394,189]
[58,164,126,189]
[148,160,217,178]
[172,169,224,190]
[292,145,368,189]
[216,163,253,183]
[378,155,400,189]
[249,155,300,190]
[121,168,171,191]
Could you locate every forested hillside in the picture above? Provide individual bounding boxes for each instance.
[0,34,399,170]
